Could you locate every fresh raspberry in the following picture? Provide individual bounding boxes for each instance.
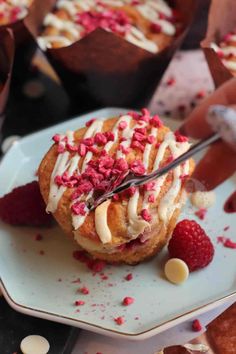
[168,220,214,272]
[0,181,53,227]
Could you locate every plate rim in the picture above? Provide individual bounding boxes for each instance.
[1,278,236,340]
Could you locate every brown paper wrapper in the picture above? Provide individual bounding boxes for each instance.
[25,0,197,113]
[0,28,14,134]
[0,0,55,84]
[201,0,236,88]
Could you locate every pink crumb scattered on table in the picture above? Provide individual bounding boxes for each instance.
[192,319,202,332]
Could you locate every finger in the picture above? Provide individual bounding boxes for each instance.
[179,78,236,139]
[191,141,236,190]
[224,191,236,213]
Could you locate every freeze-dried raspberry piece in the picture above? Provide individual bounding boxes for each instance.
[75,300,85,306]
[122,297,134,306]
[78,143,87,157]
[141,209,152,222]
[175,130,189,142]
[130,160,146,175]
[192,319,202,332]
[114,316,125,325]
[112,158,129,174]
[82,137,94,146]
[0,181,53,227]
[133,131,146,142]
[80,286,89,295]
[150,115,163,127]
[125,186,136,197]
[104,131,115,142]
[94,132,107,145]
[86,118,96,127]
[71,201,87,216]
[118,121,128,130]
[125,273,133,281]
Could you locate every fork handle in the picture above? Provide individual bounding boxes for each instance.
[139,133,221,186]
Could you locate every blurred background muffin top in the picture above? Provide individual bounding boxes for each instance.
[38,0,181,53]
[0,0,33,25]
[211,31,236,76]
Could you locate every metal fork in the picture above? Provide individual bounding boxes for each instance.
[87,133,220,210]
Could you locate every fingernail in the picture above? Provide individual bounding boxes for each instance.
[224,192,236,213]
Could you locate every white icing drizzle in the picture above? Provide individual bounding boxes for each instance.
[137,0,176,36]
[158,145,189,222]
[143,127,158,170]
[95,200,112,243]
[46,131,74,213]
[220,46,236,56]
[222,59,236,72]
[104,115,132,153]
[142,132,190,226]
[37,36,73,50]
[211,41,236,73]
[44,13,80,38]
[47,120,102,214]
[126,26,158,53]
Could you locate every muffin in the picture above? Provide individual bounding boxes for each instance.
[211,31,236,76]
[37,0,180,53]
[0,0,33,26]
[38,109,194,264]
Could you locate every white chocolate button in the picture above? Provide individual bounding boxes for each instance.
[191,191,216,209]
[20,335,50,354]
[164,258,189,285]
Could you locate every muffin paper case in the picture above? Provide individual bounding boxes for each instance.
[201,0,236,88]
[25,0,197,113]
[0,29,14,134]
[0,0,55,84]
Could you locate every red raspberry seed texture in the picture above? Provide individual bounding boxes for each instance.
[168,219,214,272]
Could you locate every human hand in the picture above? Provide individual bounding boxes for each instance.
[180,78,236,213]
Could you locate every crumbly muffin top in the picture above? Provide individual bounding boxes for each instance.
[211,31,236,75]
[38,0,179,52]
[0,0,32,25]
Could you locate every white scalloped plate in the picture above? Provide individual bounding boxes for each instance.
[0,108,236,340]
